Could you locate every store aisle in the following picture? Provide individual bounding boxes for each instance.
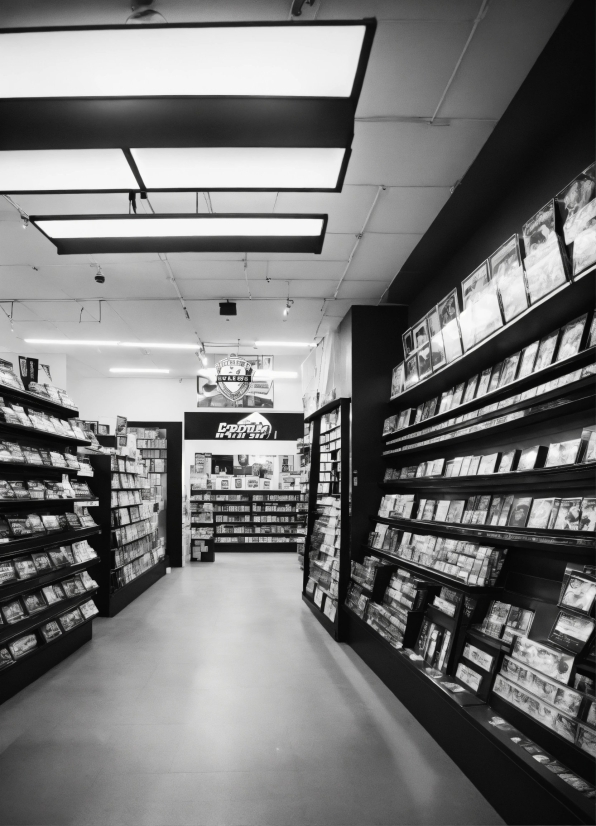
[0,555,503,826]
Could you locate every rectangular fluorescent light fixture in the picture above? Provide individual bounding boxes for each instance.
[0,149,139,193]
[255,371,298,379]
[0,147,349,194]
[25,339,199,349]
[130,147,347,192]
[0,25,367,98]
[109,368,170,374]
[0,23,375,158]
[255,341,316,348]
[25,339,121,346]
[30,213,328,254]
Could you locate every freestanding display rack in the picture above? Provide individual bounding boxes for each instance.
[302,398,351,640]
[88,435,167,617]
[0,387,101,703]
[128,421,183,567]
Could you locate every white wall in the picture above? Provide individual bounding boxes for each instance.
[0,350,67,390]
[67,354,304,432]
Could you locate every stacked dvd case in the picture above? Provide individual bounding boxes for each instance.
[0,362,100,703]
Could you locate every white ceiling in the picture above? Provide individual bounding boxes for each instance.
[0,0,571,378]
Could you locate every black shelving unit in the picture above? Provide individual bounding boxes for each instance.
[128,421,183,567]
[0,384,101,703]
[190,490,306,554]
[88,437,166,617]
[302,398,351,640]
[340,277,596,822]
[388,267,594,410]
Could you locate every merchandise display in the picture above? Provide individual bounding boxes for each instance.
[88,430,166,616]
[0,361,100,704]
[389,160,595,402]
[295,424,312,571]
[332,165,596,822]
[190,490,305,552]
[302,399,349,639]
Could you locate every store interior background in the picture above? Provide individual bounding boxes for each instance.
[0,0,582,437]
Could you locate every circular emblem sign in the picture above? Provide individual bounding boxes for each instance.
[215,356,254,403]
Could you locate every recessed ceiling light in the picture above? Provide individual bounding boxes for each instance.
[29,213,327,254]
[255,341,316,348]
[0,25,367,98]
[109,368,170,374]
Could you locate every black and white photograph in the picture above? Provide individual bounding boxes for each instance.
[511,637,574,685]
[555,314,587,362]
[533,329,560,372]
[416,344,432,380]
[556,163,596,244]
[561,576,596,615]
[0,5,591,824]
[553,498,582,530]
[507,497,533,528]
[402,330,415,359]
[40,621,63,643]
[404,355,420,389]
[489,235,529,322]
[462,262,491,310]
[548,610,595,653]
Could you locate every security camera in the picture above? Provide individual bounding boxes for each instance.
[95,273,105,284]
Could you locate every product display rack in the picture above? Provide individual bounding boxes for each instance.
[302,398,351,640]
[296,423,312,571]
[190,489,306,553]
[128,421,183,567]
[388,266,595,411]
[88,435,166,617]
[0,385,101,704]
[341,269,596,823]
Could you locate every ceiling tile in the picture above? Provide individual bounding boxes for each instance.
[356,20,471,118]
[274,186,378,234]
[345,120,496,186]
[439,0,571,120]
[346,232,421,281]
[367,186,451,233]
[335,280,389,300]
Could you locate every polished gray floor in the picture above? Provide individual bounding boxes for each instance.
[0,554,503,826]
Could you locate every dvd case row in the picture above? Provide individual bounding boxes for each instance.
[384,429,595,482]
[0,598,99,671]
[0,363,76,410]
[379,492,595,533]
[391,165,596,396]
[390,310,594,411]
[0,568,98,627]
[0,508,97,541]
[0,539,97,586]
[0,478,94,501]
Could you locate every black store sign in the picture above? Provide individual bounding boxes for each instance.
[184,411,303,441]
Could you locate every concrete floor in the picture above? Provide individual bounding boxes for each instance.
[0,553,504,826]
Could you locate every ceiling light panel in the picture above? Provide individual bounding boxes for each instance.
[110,368,170,373]
[0,149,139,193]
[0,22,375,153]
[131,147,347,191]
[0,25,366,98]
[30,213,328,254]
